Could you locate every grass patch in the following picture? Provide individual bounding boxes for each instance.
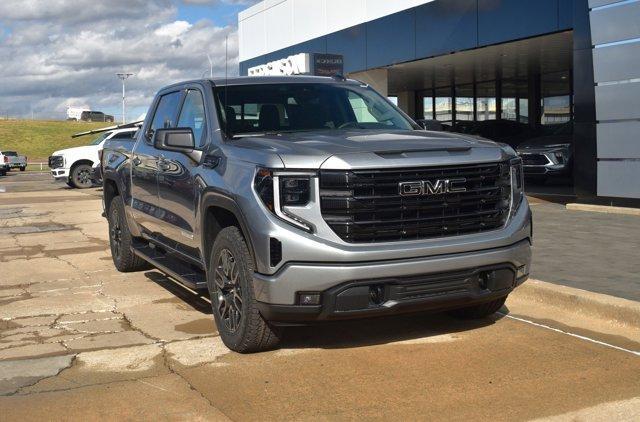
[0,120,115,161]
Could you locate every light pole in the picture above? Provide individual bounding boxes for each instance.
[116,72,134,124]
[207,54,213,78]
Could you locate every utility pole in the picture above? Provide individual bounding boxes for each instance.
[207,54,213,78]
[116,72,134,124]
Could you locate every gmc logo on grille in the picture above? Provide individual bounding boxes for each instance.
[399,178,467,196]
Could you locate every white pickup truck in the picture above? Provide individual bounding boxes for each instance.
[0,151,27,175]
[48,128,138,188]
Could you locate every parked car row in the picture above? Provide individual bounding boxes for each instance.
[0,150,27,176]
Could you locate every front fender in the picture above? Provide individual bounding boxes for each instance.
[200,189,257,268]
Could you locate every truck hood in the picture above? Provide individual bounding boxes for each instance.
[231,129,511,169]
[52,145,97,157]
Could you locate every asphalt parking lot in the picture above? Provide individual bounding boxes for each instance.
[1,172,639,421]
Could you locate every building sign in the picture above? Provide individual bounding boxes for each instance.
[248,53,343,77]
[313,54,344,77]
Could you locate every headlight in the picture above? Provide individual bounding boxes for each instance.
[509,157,524,221]
[254,168,315,232]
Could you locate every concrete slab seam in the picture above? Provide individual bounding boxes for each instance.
[501,313,640,357]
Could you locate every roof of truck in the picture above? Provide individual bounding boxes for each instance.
[162,75,360,90]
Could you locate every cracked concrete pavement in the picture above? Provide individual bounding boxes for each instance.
[1,173,639,421]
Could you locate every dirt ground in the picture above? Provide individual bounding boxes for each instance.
[1,173,639,421]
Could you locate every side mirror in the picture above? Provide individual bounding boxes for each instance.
[154,128,195,151]
[153,128,202,163]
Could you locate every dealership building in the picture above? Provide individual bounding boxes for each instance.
[238,0,640,201]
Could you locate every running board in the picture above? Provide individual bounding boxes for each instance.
[133,244,208,290]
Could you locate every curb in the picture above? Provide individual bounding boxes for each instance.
[566,203,640,216]
[512,279,640,328]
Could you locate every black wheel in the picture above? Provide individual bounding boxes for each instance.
[20,167,26,172]
[208,227,281,353]
[108,195,149,272]
[70,164,93,188]
[448,296,507,319]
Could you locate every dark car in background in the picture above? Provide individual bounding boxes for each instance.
[81,111,114,122]
[451,120,537,149]
[516,122,573,182]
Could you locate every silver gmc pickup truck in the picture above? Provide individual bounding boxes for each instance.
[101,76,532,352]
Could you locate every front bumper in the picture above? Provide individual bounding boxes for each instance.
[519,151,571,177]
[254,238,531,321]
[523,164,570,176]
[50,168,70,180]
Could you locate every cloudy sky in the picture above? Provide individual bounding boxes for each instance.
[0,0,259,121]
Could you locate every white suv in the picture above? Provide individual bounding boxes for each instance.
[48,128,137,188]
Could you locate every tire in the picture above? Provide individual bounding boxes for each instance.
[207,226,281,353]
[70,163,93,189]
[20,166,26,172]
[108,195,150,272]
[448,296,507,319]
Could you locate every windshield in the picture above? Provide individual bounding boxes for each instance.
[214,83,415,137]
[89,132,111,145]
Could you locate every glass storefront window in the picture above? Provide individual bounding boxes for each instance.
[501,98,516,121]
[423,96,433,120]
[476,81,496,121]
[518,98,529,124]
[501,79,527,122]
[434,87,453,123]
[455,84,474,121]
[541,71,572,125]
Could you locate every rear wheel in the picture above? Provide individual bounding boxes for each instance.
[70,164,93,189]
[108,195,149,272]
[208,227,281,353]
[448,296,507,319]
[20,166,26,172]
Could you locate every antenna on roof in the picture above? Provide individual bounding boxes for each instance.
[224,35,230,137]
[331,73,346,82]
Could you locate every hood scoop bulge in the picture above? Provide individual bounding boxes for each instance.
[375,146,472,159]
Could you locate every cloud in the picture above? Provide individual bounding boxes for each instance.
[0,0,243,119]
[182,0,258,5]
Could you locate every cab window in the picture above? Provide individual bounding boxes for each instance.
[150,91,182,135]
